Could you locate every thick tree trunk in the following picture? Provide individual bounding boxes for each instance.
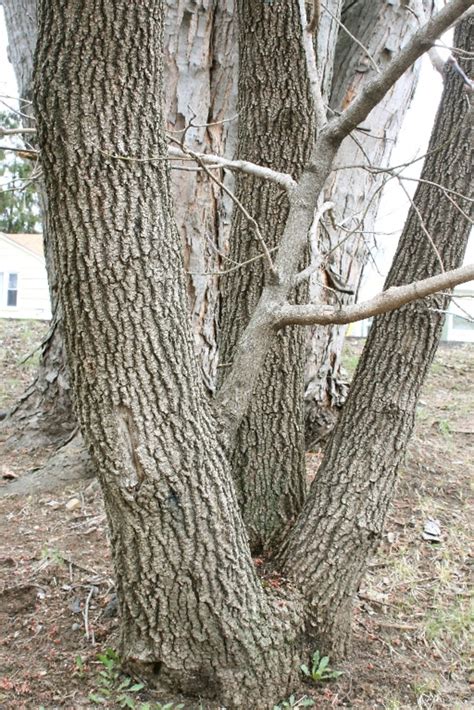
[279,15,473,657]
[34,2,302,707]
[217,0,316,552]
[3,0,237,457]
[304,0,432,448]
[1,0,76,449]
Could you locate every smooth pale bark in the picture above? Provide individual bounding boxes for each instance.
[278,13,473,657]
[34,2,303,707]
[217,0,316,553]
[163,0,237,391]
[1,0,76,448]
[304,0,433,447]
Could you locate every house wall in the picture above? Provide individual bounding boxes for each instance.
[0,236,52,320]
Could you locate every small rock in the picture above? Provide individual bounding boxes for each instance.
[102,593,118,618]
[70,597,82,614]
[72,623,81,631]
[422,518,441,543]
[2,467,17,480]
[65,497,81,512]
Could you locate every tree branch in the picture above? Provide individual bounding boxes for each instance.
[215,0,471,443]
[168,146,297,191]
[275,264,474,327]
[327,0,472,142]
[0,126,36,136]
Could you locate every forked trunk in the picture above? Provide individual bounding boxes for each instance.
[34,2,302,706]
[278,14,473,656]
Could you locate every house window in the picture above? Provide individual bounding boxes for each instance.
[0,272,19,307]
[7,273,18,306]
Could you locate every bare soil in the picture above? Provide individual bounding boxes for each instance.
[0,320,472,709]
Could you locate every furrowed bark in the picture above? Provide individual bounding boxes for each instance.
[3,0,237,469]
[216,0,469,449]
[217,0,315,553]
[34,2,302,707]
[304,0,433,448]
[1,0,76,449]
[278,13,473,657]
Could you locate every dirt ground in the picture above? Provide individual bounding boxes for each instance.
[0,319,472,709]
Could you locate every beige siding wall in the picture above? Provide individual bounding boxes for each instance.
[0,236,51,320]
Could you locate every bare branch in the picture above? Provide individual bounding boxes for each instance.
[0,126,36,137]
[294,201,334,285]
[167,145,297,191]
[95,143,296,191]
[187,247,279,277]
[0,144,37,158]
[328,0,472,142]
[298,0,327,130]
[275,264,474,328]
[168,137,278,280]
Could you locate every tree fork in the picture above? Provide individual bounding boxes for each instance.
[277,12,473,657]
[33,1,304,706]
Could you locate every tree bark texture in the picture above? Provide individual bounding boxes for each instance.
[1,0,76,449]
[304,0,431,448]
[278,14,473,657]
[34,2,304,706]
[163,0,237,392]
[217,0,316,553]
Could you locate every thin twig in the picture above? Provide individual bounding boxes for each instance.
[187,247,279,277]
[0,127,36,137]
[169,136,278,279]
[321,1,380,74]
[298,0,327,130]
[83,586,95,644]
[397,178,444,272]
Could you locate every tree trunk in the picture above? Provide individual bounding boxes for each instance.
[3,0,237,459]
[304,0,432,448]
[217,0,317,553]
[34,2,303,707]
[278,14,473,657]
[1,0,76,449]
[163,0,237,391]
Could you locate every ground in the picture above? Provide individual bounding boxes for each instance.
[0,319,472,710]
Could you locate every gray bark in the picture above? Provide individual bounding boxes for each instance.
[2,0,237,450]
[304,0,433,448]
[1,0,76,449]
[33,2,303,706]
[217,0,315,552]
[278,12,473,657]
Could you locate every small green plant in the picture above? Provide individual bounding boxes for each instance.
[89,648,145,707]
[273,695,314,709]
[88,649,183,709]
[41,547,65,565]
[438,419,452,436]
[300,650,343,683]
[75,654,86,678]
